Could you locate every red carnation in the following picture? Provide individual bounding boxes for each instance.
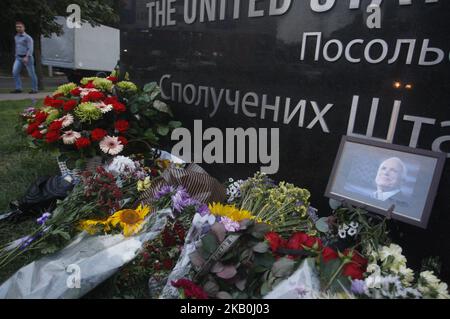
[31,130,44,139]
[112,101,126,113]
[48,121,63,132]
[70,88,81,96]
[115,120,129,133]
[286,232,308,250]
[82,91,105,102]
[91,128,108,141]
[35,111,48,123]
[118,136,128,146]
[107,76,118,83]
[45,131,60,143]
[26,122,40,134]
[265,232,285,252]
[63,100,78,112]
[75,137,91,149]
[322,247,339,263]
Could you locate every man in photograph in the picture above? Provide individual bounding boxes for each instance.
[11,21,38,94]
[372,157,409,207]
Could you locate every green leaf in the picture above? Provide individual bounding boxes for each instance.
[217,291,233,299]
[153,100,173,116]
[253,242,270,254]
[143,82,157,93]
[201,233,219,255]
[168,121,182,128]
[254,253,275,270]
[251,223,271,240]
[157,125,170,137]
[271,257,295,278]
[217,265,237,279]
[316,217,330,233]
[54,230,71,241]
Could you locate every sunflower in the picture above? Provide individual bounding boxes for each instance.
[79,219,109,235]
[107,204,151,237]
[208,203,254,222]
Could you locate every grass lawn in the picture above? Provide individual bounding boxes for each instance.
[0,99,59,283]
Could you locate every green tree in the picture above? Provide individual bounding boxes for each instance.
[0,0,120,90]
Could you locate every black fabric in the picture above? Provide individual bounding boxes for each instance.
[2,176,73,222]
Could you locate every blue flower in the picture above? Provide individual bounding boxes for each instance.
[37,212,52,225]
[351,279,367,295]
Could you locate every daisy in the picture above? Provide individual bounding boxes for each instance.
[60,114,74,128]
[62,130,81,145]
[99,136,124,155]
[94,102,113,114]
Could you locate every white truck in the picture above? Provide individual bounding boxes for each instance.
[41,16,120,83]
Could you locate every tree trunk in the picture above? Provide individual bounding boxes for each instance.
[34,33,45,91]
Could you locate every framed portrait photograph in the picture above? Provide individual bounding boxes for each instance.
[325,136,446,228]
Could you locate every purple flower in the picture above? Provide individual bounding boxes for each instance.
[220,217,240,232]
[154,185,176,200]
[351,279,367,295]
[307,207,319,223]
[197,204,210,216]
[19,235,36,250]
[172,187,195,213]
[37,212,52,225]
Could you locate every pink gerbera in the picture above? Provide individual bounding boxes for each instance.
[99,136,124,155]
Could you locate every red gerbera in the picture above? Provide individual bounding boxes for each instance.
[53,92,64,98]
[75,137,91,149]
[84,81,95,89]
[82,91,105,102]
[106,76,118,83]
[48,121,63,132]
[31,130,44,139]
[44,96,64,108]
[45,131,60,143]
[91,128,108,141]
[34,111,48,123]
[114,120,129,133]
[63,100,78,112]
[70,88,81,96]
[112,101,126,113]
[26,122,40,134]
[118,136,128,146]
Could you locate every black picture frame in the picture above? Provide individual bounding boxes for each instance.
[325,136,446,229]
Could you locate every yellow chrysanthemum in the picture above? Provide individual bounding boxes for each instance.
[137,177,151,192]
[107,204,151,237]
[208,203,254,222]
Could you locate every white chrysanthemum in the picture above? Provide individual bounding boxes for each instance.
[94,102,113,114]
[106,155,137,176]
[420,271,441,286]
[62,130,81,145]
[60,114,74,128]
[99,136,124,155]
[378,244,407,273]
[367,263,381,275]
[399,266,415,286]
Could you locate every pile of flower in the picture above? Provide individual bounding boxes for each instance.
[20,76,181,168]
[0,154,171,270]
[164,173,449,300]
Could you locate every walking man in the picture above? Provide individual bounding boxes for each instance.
[11,21,38,94]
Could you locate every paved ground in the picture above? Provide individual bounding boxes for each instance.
[0,75,66,101]
[0,75,67,89]
[0,92,52,101]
